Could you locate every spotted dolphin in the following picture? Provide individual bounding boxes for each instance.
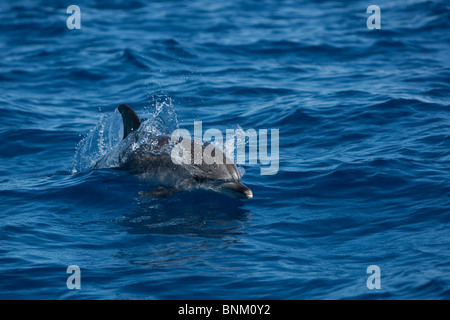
[95,104,253,199]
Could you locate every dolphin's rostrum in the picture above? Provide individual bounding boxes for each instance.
[95,104,253,199]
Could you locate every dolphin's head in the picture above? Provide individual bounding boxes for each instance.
[194,147,253,199]
[219,181,253,199]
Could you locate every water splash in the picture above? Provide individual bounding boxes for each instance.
[72,95,179,174]
[142,94,179,135]
[72,94,248,179]
[72,110,123,173]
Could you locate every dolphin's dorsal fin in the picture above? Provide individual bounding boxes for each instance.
[118,104,142,139]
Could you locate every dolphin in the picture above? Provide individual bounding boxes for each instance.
[95,104,253,199]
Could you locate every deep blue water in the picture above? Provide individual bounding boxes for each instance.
[1,0,449,299]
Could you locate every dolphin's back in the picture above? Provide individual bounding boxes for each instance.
[120,135,241,183]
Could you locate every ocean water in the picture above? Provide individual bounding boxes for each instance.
[1,0,449,299]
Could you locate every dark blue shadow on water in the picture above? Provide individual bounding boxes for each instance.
[117,189,251,239]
